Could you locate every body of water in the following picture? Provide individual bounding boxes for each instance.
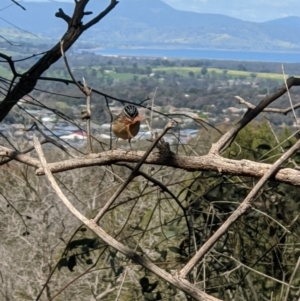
[89,48,300,63]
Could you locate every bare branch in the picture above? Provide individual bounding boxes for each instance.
[0,16,39,38]
[282,65,299,129]
[0,146,41,168]
[284,257,300,301]
[117,162,191,235]
[210,77,300,154]
[83,11,93,16]
[28,122,76,157]
[81,78,92,154]
[2,144,300,186]
[235,96,300,115]
[55,8,71,24]
[10,0,26,10]
[60,40,84,93]
[0,53,20,94]
[82,0,119,30]
[60,40,93,153]
[0,35,20,46]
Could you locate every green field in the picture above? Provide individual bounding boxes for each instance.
[44,66,292,82]
[1,64,293,82]
[152,66,292,80]
[94,66,292,81]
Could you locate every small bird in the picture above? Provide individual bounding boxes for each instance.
[112,104,141,148]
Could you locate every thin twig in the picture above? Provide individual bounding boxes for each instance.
[11,0,26,10]
[60,40,84,93]
[252,208,292,235]
[266,120,284,153]
[116,162,191,235]
[150,86,158,130]
[60,40,93,153]
[235,95,300,115]
[82,77,93,153]
[282,65,299,129]
[284,256,300,301]
[218,252,295,289]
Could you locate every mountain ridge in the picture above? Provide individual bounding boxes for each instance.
[1,0,300,51]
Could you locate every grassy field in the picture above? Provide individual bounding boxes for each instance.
[105,72,140,80]
[153,66,291,80]
[93,66,290,82]
[41,66,290,83]
[0,64,292,83]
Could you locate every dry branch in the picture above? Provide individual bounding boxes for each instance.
[2,145,300,186]
[60,40,93,154]
[30,152,300,186]
[210,76,300,154]
[235,95,300,115]
[11,0,26,10]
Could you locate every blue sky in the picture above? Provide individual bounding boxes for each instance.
[164,0,300,21]
[5,0,300,22]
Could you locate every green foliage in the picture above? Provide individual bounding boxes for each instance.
[226,121,294,163]
[200,66,208,75]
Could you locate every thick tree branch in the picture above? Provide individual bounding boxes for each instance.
[2,145,300,186]
[33,152,300,186]
[0,146,40,167]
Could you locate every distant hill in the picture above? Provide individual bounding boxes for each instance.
[262,16,300,28]
[1,0,300,51]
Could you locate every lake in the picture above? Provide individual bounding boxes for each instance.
[88,48,300,63]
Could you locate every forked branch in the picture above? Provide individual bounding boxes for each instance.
[210,77,300,154]
[235,95,300,115]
